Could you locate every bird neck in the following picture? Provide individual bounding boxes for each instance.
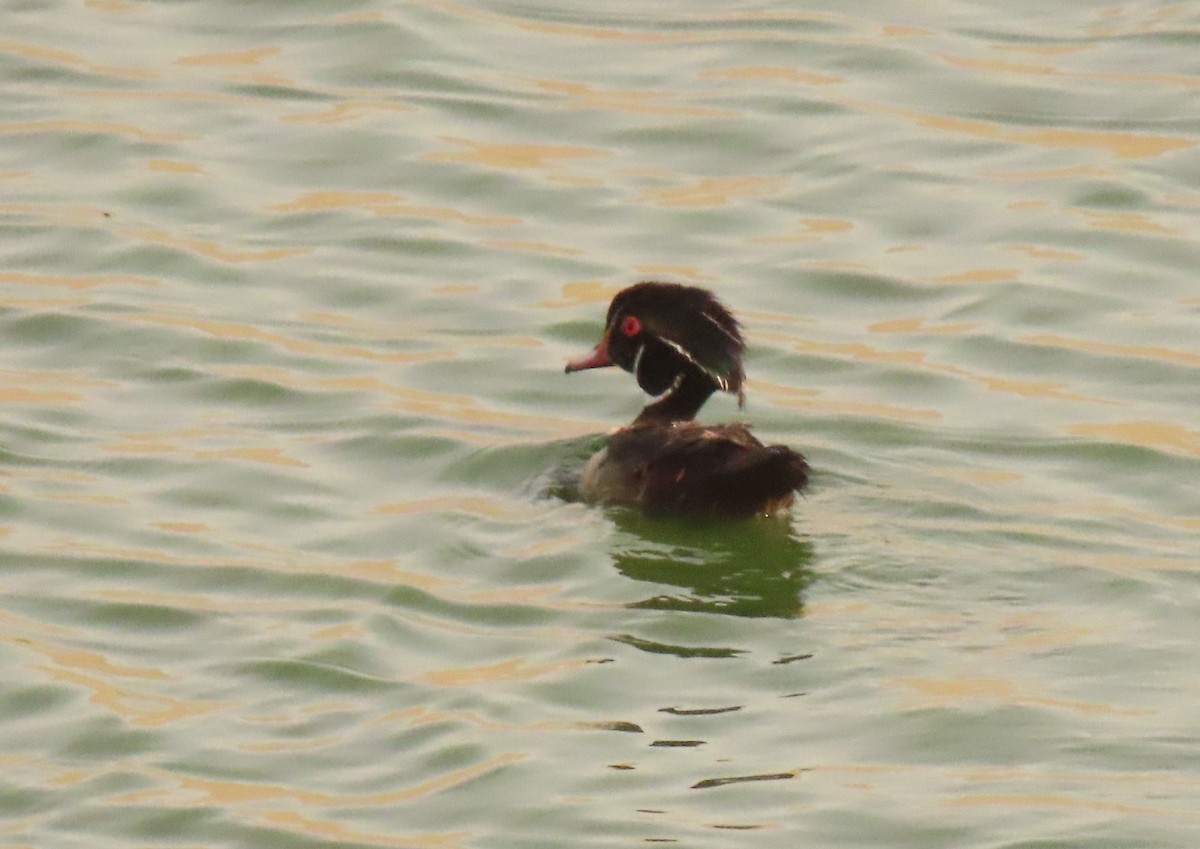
[632,369,717,425]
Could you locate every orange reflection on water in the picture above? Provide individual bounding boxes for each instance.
[182,367,595,438]
[58,537,268,574]
[994,44,1090,58]
[818,761,1200,818]
[534,79,737,118]
[61,540,469,606]
[986,612,1096,657]
[637,176,786,208]
[102,437,186,458]
[881,24,933,38]
[867,316,978,335]
[752,216,854,245]
[44,492,128,506]
[139,750,519,810]
[39,664,227,726]
[193,447,309,468]
[324,10,389,25]
[1055,552,1199,575]
[341,560,459,593]
[804,259,874,273]
[1004,243,1084,262]
[240,734,347,754]
[282,100,416,125]
[1023,334,1200,369]
[0,270,158,290]
[269,190,516,225]
[535,280,619,309]
[751,377,940,423]
[942,52,1200,93]
[464,585,574,611]
[0,387,81,405]
[484,240,584,257]
[378,705,571,736]
[36,641,167,681]
[383,383,594,437]
[987,164,1110,181]
[153,521,211,534]
[1068,420,1200,458]
[308,623,362,642]
[738,307,815,328]
[1036,498,1200,534]
[295,310,398,338]
[759,335,927,367]
[126,314,452,365]
[760,333,1111,405]
[0,295,91,314]
[1071,208,1179,236]
[424,657,593,688]
[931,267,1020,285]
[846,99,1194,159]
[258,811,470,849]
[146,158,206,175]
[977,375,1100,404]
[433,284,481,297]
[120,226,310,264]
[634,264,716,282]
[704,65,843,86]
[500,530,593,561]
[126,757,520,849]
[428,137,610,171]
[653,176,788,208]
[0,119,193,144]
[84,0,141,11]
[66,88,255,109]
[898,676,1151,717]
[0,39,153,80]
[934,467,1024,485]
[944,793,1174,817]
[0,367,113,407]
[11,628,230,727]
[373,495,533,522]
[418,0,821,44]
[175,47,280,67]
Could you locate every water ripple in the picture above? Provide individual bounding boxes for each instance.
[2,2,1199,848]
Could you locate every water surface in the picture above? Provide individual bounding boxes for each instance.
[2,1,1199,847]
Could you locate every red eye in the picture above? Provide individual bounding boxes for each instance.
[621,315,641,337]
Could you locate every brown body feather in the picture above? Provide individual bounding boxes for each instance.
[580,422,809,519]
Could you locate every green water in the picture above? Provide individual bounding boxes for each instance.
[2,1,1198,847]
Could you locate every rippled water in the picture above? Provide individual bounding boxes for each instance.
[2,1,1199,847]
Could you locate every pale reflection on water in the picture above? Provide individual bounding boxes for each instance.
[1,0,1198,847]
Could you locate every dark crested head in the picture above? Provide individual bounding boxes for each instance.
[565,281,746,406]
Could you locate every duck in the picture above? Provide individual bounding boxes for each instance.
[565,281,809,519]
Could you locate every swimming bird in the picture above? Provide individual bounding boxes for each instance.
[565,281,808,518]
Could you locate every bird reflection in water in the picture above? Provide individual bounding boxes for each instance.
[607,510,814,621]
[541,437,813,624]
